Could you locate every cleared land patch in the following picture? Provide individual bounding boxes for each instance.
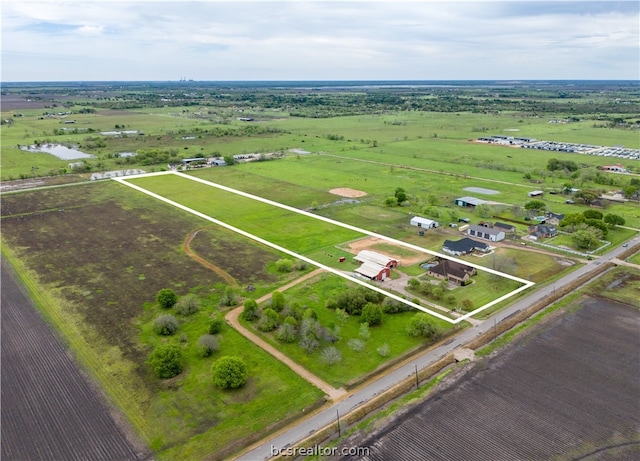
[330,187,368,198]
[337,297,640,460]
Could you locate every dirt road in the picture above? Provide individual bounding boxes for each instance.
[225,268,347,401]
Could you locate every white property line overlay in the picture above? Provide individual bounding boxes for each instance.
[114,171,534,324]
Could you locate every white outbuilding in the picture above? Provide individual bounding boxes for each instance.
[410,216,439,229]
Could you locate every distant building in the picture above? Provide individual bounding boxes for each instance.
[545,212,565,225]
[467,224,505,242]
[494,222,516,233]
[454,196,487,208]
[599,164,627,173]
[410,216,439,229]
[528,224,557,239]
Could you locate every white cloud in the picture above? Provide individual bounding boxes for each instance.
[2,1,638,81]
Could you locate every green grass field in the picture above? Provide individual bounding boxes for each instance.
[2,90,639,460]
[240,273,457,388]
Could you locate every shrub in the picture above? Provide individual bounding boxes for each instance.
[303,308,317,320]
[299,335,319,354]
[321,347,342,365]
[348,338,365,352]
[377,343,390,357]
[275,324,297,343]
[583,209,603,220]
[275,259,293,273]
[361,303,383,326]
[212,356,248,389]
[407,313,441,340]
[257,308,279,332]
[148,344,182,379]
[175,294,200,316]
[208,316,224,334]
[156,288,178,309]
[270,291,286,312]
[382,298,412,314]
[461,299,474,311]
[197,334,220,357]
[242,299,259,321]
[219,286,237,307]
[292,260,308,271]
[359,322,371,341]
[154,315,179,336]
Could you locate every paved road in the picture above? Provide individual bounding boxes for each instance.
[236,235,640,461]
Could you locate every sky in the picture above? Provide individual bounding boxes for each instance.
[2,0,639,82]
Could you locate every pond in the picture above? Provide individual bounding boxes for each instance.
[20,144,95,160]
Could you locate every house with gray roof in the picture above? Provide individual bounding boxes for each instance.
[454,196,487,208]
[442,238,490,256]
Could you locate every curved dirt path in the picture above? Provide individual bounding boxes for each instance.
[225,268,347,401]
[184,227,239,287]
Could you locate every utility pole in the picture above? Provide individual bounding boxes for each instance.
[336,409,341,437]
[415,364,419,389]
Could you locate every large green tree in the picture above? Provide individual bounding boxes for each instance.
[156,288,178,309]
[361,303,383,326]
[524,200,546,214]
[604,214,625,226]
[572,229,600,250]
[212,356,248,389]
[148,344,183,379]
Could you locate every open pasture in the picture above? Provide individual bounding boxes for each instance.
[126,173,364,255]
[122,172,533,323]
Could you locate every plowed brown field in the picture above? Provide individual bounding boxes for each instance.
[337,297,640,460]
[1,259,141,460]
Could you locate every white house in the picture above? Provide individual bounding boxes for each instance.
[467,224,505,242]
[410,216,439,229]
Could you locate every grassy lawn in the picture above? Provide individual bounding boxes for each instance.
[138,310,324,460]
[585,266,640,307]
[127,174,364,258]
[240,273,457,388]
[627,251,640,265]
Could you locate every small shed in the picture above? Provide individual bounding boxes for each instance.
[410,216,439,229]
